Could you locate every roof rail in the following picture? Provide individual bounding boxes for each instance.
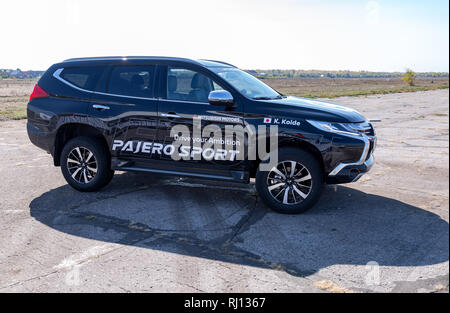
[200,59,236,68]
[62,56,198,63]
[63,56,126,62]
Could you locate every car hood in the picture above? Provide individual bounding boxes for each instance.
[260,96,366,123]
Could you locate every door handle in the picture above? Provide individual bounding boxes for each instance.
[161,112,181,118]
[92,104,110,110]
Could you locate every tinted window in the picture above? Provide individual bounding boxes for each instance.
[211,67,280,99]
[167,67,223,103]
[60,67,104,90]
[108,66,155,98]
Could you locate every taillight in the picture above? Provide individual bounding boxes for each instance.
[29,84,49,101]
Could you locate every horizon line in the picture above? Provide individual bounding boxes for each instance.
[1,67,449,74]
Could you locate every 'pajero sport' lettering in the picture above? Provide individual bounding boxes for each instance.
[27,56,376,214]
[111,140,240,161]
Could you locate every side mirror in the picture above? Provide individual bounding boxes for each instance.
[208,90,234,106]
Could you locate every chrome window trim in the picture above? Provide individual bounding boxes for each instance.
[53,68,94,93]
[328,135,370,176]
[158,98,210,106]
[54,67,210,104]
[53,68,157,101]
[94,90,157,101]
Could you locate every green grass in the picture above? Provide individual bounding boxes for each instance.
[0,109,27,120]
[0,79,35,121]
[0,96,29,121]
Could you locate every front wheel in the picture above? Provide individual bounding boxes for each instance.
[256,147,323,214]
[60,136,114,192]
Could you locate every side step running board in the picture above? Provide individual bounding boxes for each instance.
[115,166,248,182]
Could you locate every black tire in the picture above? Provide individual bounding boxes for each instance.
[256,147,323,214]
[60,136,114,192]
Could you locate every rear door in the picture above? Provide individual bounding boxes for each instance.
[88,64,159,166]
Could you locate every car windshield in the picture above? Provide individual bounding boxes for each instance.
[210,67,282,100]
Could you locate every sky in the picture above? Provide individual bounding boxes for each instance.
[1,0,448,72]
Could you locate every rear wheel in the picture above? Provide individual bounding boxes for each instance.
[60,136,114,192]
[256,147,323,214]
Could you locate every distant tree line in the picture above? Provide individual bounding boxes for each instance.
[245,69,449,79]
[0,69,44,79]
[1,68,448,80]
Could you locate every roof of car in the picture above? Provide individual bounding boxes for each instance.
[62,56,235,68]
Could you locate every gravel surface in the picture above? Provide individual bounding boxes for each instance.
[0,89,448,293]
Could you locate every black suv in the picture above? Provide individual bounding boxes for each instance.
[27,56,376,214]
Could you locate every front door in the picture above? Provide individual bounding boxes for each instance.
[156,66,247,180]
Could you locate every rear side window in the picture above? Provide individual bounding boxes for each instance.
[60,67,104,90]
[108,65,155,98]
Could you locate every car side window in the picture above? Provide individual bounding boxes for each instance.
[167,67,223,103]
[108,65,155,98]
[60,66,104,90]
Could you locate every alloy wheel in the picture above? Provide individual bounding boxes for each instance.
[266,160,313,205]
[66,146,98,184]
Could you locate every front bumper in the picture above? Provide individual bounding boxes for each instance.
[326,135,376,184]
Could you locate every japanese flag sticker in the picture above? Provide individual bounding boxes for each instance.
[263,118,272,123]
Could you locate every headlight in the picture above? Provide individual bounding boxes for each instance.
[307,120,362,137]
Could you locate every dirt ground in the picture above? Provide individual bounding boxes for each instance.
[0,89,448,293]
[263,77,449,98]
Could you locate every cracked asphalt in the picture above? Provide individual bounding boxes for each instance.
[0,89,448,293]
